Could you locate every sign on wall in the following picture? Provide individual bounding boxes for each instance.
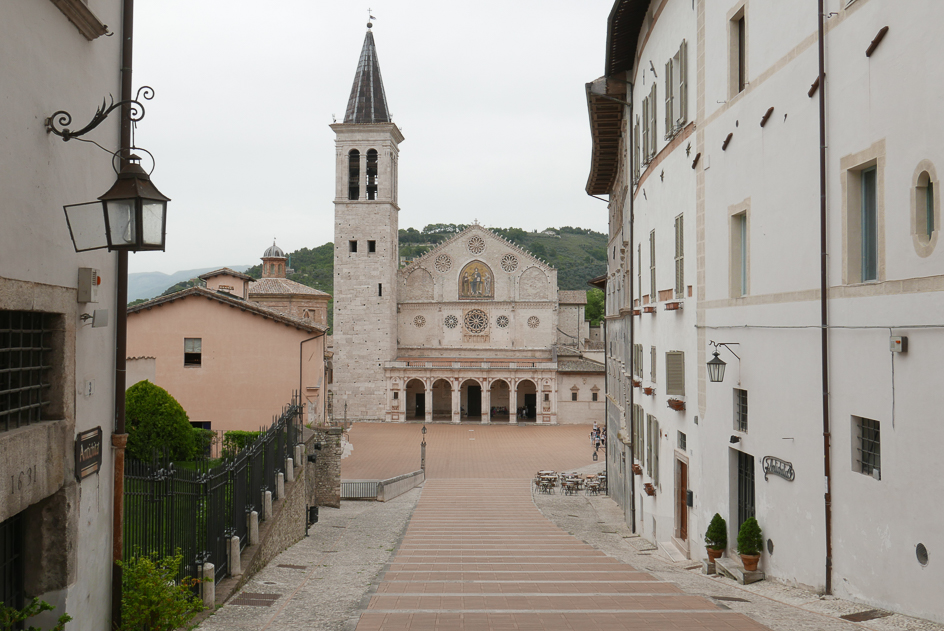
[75,427,103,481]
[762,456,795,482]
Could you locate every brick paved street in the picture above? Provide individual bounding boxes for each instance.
[356,479,769,631]
[341,423,597,480]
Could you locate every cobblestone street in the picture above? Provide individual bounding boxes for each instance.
[198,424,944,631]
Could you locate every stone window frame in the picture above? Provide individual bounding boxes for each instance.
[840,139,886,285]
[49,0,108,40]
[727,1,749,100]
[728,198,751,298]
[911,160,940,257]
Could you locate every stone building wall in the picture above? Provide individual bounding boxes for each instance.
[307,427,342,508]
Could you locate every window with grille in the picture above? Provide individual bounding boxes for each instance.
[854,416,881,478]
[675,214,684,298]
[0,511,23,615]
[0,311,53,432]
[571,392,577,401]
[592,392,598,402]
[736,450,755,529]
[666,351,684,395]
[734,388,748,432]
[678,431,687,451]
[184,338,202,367]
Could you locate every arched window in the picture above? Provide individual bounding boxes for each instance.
[366,149,378,200]
[911,161,939,257]
[348,149,360,200]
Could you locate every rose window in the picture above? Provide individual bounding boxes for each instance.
[435,254,452,272]
[527,316,540,328]
[496,315,510,328]
[464,309,489,334]
[413,315,426,328]
[467,236,486,255]
[500,254,518,272]
[444,314,458,329]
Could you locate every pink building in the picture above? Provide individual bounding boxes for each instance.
[127,245,330,431]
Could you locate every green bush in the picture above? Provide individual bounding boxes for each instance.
[221,430,262,458]
[704,513,727,549]
[192,427,216,456]
[736,517,763,556]
[126,381,196,462]
[0,598,71,631]
[119,551,204,631]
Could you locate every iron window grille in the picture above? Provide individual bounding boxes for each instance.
[0,511,23,615]
[0,311,53,432]
[734,388,748,432]
[856,416,881,477]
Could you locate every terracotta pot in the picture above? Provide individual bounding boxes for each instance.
[740,553,760,571]
[643,482,656,496]
[632,463,643,475]
[706,547,723,562]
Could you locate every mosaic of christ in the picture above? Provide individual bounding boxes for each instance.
[458,261,493,299]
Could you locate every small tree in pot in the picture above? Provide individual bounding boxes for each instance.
[704,513,727,562]
[737,517,763,571]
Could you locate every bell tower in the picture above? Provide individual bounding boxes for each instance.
[331,24,403,422]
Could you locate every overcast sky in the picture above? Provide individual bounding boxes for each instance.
[130,1,612,274]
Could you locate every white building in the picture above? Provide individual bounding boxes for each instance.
[587,0,944,622]
[1,0,123,627]
[331,26,604,425]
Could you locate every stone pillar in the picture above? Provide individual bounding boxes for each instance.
[360,152,367,199]
[481,382,490,424]
[201,563,215,607]
[425,381,433,422]
[277,472,285,499]
[228,536,241,576]
[509,379,517,424]
[264,490,273,520]
[285,457,294,483]
[452,380,461,423]
[248,511,259,545]
[401,386,408,421]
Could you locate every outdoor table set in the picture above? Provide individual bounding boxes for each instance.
[534,471,607,496]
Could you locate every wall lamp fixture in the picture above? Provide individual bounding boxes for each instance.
[47,87,170,253]
[707,341,741,383]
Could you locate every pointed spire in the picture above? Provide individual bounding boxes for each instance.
[344,26,391,124]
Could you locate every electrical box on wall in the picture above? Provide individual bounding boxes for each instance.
[77,268,100,303]
[890,336,908,353]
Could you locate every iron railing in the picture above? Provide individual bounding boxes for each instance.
[123,393,303,586]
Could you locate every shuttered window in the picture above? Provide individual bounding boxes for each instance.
[650,346,657,383]
[675,214,684,298]
[650,230,656,301]
[664,58,674,139]
[675,40,688,128]
[648,83,658,161]
[666,351,685,396]
[633,344,643,378]
[647,414,660,485]
[641,97,650,164]
[184,337,202,367]
[633,118,641,182]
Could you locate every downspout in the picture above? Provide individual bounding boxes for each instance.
[817,0,833,595]
[112,0,135,624]
[625,80,636,533]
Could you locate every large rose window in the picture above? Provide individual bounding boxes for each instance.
[464,309,489,334]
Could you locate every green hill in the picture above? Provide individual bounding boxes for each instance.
[243,226,608,334]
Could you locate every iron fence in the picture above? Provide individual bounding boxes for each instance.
[123,393,303,586]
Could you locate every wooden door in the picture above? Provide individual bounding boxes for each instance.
[676,459,688,540]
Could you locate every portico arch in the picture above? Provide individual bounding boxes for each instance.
[406,378,425,420]
[516,379,537,422]
[460,378,484,420]
[431,378,452,421]
[489,379,511,422]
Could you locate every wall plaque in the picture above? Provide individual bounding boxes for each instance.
[762,456,795,482]
[75,427,104,481]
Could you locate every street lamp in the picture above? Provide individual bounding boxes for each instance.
[421,424,427,473]
[706,341,741,383]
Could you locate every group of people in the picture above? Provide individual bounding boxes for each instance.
[590,422,606,451]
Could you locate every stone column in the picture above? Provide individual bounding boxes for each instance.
[451,381,461,423]
[425,380,433,422]
[509,378,517,424]
[481,381,490,424]
[360,152,368,199]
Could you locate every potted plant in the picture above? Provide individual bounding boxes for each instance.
[667,398,686,411]
[737,516,763,571]
[643,482,656,496]
[704,513,727,562]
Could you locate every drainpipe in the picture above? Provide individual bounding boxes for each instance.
[817,0,833,595]
[112,0,135,624]
[626,80,636,534]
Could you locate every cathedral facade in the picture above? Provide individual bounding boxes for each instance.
[332,26,602,424]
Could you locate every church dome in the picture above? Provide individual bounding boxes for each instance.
[263,241,286,259]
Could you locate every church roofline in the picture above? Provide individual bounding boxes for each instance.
[399,224,556,276]
[343,28,391,124]
[329,121,404,144]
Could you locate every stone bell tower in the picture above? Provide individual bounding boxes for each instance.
[331,23,403,422]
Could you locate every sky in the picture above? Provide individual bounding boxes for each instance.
[130,1,613,274]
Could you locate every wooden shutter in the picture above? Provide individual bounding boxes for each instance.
[646,414,654,476]
[677,39,688,126]
[650,230,656,300]
[648,83,658,160]
[633,118,640,181]
[650,345,657,383]
[675,214,684,297]
[641,97,649,163]
[666,351,685,395]
[665,58,674,138]
[652,417,660,486]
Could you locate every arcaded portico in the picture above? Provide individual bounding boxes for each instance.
[388,360,556,423]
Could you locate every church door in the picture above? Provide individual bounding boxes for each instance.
[415,393,425,417]
[467,386,481,416]
[525,393,536,419]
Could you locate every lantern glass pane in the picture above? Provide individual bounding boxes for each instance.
[106,199,136,247]
[141,200,164,246]
[63,202,108,252]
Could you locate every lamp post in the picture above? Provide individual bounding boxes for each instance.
[421,424,427,473]
[706,341,741,384]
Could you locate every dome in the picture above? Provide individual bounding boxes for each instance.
[263,240,286,259]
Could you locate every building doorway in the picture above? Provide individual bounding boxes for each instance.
[736,450,755,530]
[431,379,452,420]
[675,458,689,542]
[406,378,425,420]
[415,393,425,418]
[467,385,481,417]
[516,379,537,421]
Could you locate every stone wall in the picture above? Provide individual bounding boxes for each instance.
[241,460,306,581]
[308,427,342,508]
